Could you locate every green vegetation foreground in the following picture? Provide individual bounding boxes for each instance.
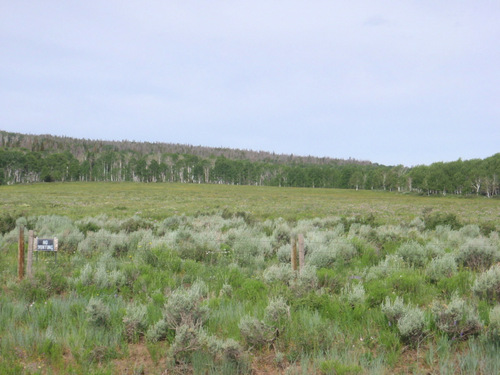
[1,183,500,374]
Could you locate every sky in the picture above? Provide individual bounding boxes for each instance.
[1,1,499,167]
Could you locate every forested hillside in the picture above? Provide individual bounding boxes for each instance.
[0,130,498,196]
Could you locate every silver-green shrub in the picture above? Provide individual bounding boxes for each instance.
[277,244,291,263]
[381,296,426,342]
[365,254,405,282]
[77,263,125,289]
[435,225,453,241]
[217,338,244,363]
[146,320,170,342]
[263,264,294,285]
[170,229,200,261]
[123,302,148,342]
[218,282,233,298]
[239,297,291,349]
[459,224,481,239]
[164,281,209,330]
[432,294,483,340]
[487,305,500,343]
[374,225,406,243]
[348,223,375,239]
[238,316,274,348]
[86,297,111,327]
[307,239,357,268]
[409,217,425,232]
[231,228,270,267]
[397,241,426,268]
[264,297,290,332]
[472,264,500,302]
[397,307,426,342]
[155,215,189,235]
[456,237,498,270]
[77,229,115,258]
[78,263,94,286]
[199,331,244,363]
[426,253,457,282]
[307,244,336,268]
[341,283,366,307]
[292,265,318,292]
[381,296,406,324]
[424,241,445,258]
[169,324,202,362]
[271,220,292,249]
[168,326,246,366]
[96,265,126,289]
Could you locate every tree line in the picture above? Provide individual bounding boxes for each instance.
[0,130,498,196]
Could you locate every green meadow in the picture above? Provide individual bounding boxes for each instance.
[1,182,499,374]
[1,182,498,223]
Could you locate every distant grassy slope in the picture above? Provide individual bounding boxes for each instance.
[1,182,498,225]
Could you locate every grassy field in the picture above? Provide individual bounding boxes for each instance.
[1,183,500,374]
[1,182,499,224]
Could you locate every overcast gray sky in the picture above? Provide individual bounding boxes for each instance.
[1,1,499,166]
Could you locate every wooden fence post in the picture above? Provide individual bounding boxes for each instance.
[291,237,297,271]
[18,225,25,281]
[27,230,34,278]
[298,233,305,272]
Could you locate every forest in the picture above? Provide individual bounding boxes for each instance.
[0,130,499,197]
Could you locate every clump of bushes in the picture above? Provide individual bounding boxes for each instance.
[262,264,318,294]
[263,264,294,285]
[146,320,170,343]
[397,307,427,343]
[146,281,209,343]
[365,255,405,281]
[144,280,248,369]
[169,325,247,368]
[123,302,148,342]
[456,237,498,271]
[276,244,291,263]
[381,296,406,324]
[238,316,274,349]
[86,297,111,327]
[426,254,457,282]
[472,264,500,302]
[307,239,357,268]
[397,241,427,268]
[164,281,209,330]
[76,263,125,290]
[381,296,427,344]
[239,297,291,349]
[271,220,292,249]
[230,228,269,268]
[459,224,482,239]
[486,305,500,344]
[341,282,366,307]
[431,294,483,340]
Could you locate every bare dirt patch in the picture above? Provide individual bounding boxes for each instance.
[113,343,168,375]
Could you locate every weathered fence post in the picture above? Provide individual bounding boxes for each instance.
[298,233,305,272]
[27,230,34,278]
[18,225,25,281]
[291,237,297,271]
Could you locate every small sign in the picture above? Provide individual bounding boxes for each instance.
[37,238,55,251]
